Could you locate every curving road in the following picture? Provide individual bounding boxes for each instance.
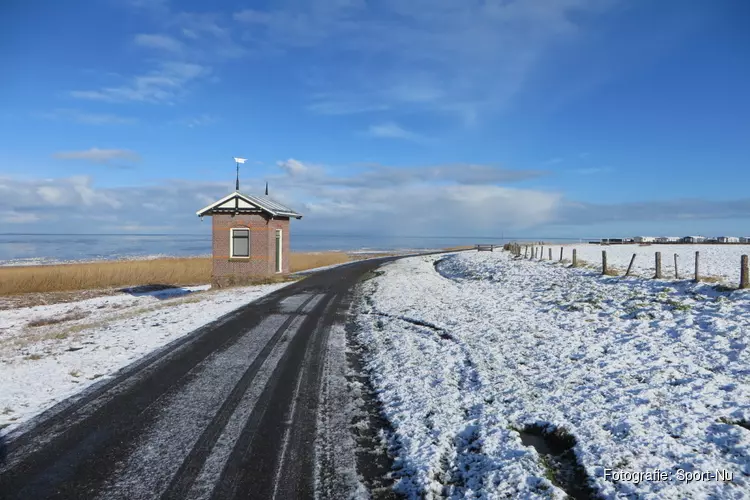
[0,256,402,500]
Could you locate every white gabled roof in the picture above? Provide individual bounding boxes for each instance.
[196,191,302,219]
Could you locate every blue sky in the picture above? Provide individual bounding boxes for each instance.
[0,0,748,238]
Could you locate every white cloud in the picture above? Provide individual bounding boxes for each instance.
[39,108,136,125]
[367,122,424,142]
[0,210,40,224]
[71,62,210,103]
[134,33,184,52]
[234,0,616,120]
[276,158,325,177]
[172,114,218,128]
[115,224,174,232]
[306,99,389,115]
[53,148,141,165]
[4,161,750,235]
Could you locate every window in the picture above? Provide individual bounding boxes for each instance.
[231,228,250,257]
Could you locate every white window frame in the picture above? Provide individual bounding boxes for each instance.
[230,227,250,258]
[275,228,283,273]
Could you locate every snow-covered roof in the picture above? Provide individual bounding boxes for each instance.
[196,191,302,219]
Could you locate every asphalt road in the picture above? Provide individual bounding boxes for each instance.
[0,256,400,500]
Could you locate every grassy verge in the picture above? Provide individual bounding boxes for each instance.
[0,252,354,296]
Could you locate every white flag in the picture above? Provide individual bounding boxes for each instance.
[233,157,247,164]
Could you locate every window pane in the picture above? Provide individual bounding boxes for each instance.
[232,230,249,257]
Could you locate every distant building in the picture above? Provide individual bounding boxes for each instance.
[633,236,655,243]
[682,236,705,243]
[741,237,750,243]
[717,236,740,243]
[656,237,680,243]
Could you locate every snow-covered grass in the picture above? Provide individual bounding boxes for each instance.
[356,250,750,498]
[0,282,290,433]
[557,244,750,286]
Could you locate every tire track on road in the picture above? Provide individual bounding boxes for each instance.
[0,291,312,500]
[161,293,322,500]
[209,292,335,500]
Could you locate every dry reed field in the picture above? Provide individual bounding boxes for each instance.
[0,252,353,296]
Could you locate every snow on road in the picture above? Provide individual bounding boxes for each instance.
[560,243,749,286]
[0,282,289,433]
[356,250,750,498]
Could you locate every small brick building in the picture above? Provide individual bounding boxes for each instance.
[197,191,302,286]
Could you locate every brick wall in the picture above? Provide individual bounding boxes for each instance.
[211,213,291,286]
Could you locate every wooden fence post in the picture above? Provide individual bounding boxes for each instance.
[674,253,679,279]
[602,250,608,275]
[549,248,552,260]
[625,253,636,276]
[741,255,749,289]
[655,252,662,279]
[694,251,700,282]
[572,249,578,268]
[540,245,544,260]
[559,247,563,262]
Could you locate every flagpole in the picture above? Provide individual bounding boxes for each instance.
[232,157,246,192]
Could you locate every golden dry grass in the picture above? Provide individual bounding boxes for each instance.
[0,252,354,296]
[289,252,352,272]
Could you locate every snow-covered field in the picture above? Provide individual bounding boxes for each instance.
[356,250,750,498]
[0,282,289,433]
[557,244,750,286]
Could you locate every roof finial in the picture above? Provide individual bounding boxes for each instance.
[233,157,247,191]
[265,181,269,196]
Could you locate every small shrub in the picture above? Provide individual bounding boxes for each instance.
[665,299,691,311]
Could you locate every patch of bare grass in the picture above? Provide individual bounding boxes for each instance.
[442,246,475,252]
[0,288,120,311]
[28,310,90,327]
[290,252,352,273]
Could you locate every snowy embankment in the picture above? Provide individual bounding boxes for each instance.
[356,251,750,498]
[0,282,289,433]
[561,244,749,286]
